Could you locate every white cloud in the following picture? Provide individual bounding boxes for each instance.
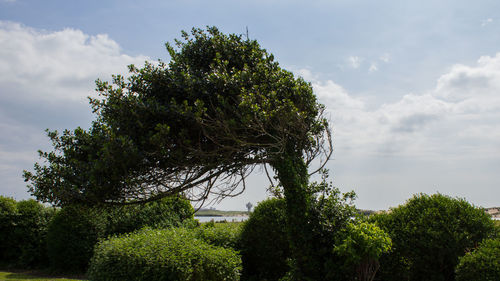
[481,18,493,27]
[0,21,150,200]
[347,56,363,69]
[0,21,149,102]
[369,63,378,72]
[379,53,390,63]
[307,54,500,209]
[309,52,500,160]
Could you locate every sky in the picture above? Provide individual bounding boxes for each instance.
[1,0,500,211]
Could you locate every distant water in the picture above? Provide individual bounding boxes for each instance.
[195,216,249,222]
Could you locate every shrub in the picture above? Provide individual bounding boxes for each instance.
[0,196,18,264]
[104,196,195,235]
[239,198,289,281]
[455,238,500,281]
[47,204,104,273]
[88,227,242,281]
[0,197,56,268]
[334,222,391,281]
[195,222,242,249]
[47,196,194,273]
[371,193,496,281]
[14,199,57,267]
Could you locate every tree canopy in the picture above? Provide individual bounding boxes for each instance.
[24,27,331,207]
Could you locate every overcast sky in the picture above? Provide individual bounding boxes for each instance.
[1,0,500,210]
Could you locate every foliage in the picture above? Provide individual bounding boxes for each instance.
[0,196,18,264]
[370,193,496,281]
[455,238,500,281]
[88,227,242,281]
[104,196,195,235]
[295,174,358,281]
[239,198,289,281]
[240,179,358,281]
[47,196,194,273]
[0,196,56,268]
[47,205,103,273]
[15,200,57,267]
[24,27,331,279]
[334,222,392,281]
[24,27,329,207]
[195,222,242,249]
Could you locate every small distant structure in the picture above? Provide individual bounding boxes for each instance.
[485,207,500,219]
[246,202,253,213]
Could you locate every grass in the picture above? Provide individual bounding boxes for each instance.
[0,271,85,281]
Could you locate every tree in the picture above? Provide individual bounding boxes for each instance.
[24,27,331,279]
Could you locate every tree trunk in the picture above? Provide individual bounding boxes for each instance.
[272,151,316,280]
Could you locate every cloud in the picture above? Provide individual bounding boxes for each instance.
[0,21,150,199]
[302,53,500,209]
[347,56,363,69]
[306,52,500,159]
[481,18,493,27]
[379,53,390,63]
[368,63,378,72]
[0,21,149,102]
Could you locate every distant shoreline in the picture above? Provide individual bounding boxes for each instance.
[194,209,249,217]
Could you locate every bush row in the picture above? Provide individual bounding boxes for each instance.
[47,196,195,273]
[3,193,498,281]
[238,194,391,281]
[0,195,194,273]
[238,193,498,281]
[88,227,242,281]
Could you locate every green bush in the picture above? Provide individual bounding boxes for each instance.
[14,199,57,267]
[239,198,289,281]
[105,196,195,235]
[455,238,500,281]
[195,222,242,249]
[240,182,358,281]
[0,196,18,264]
[371,193,496,281]
[334,222,391,281]
[47,204,104,273]
[47,196,194,273]
[0,196,56,268]
[88,227,242,281]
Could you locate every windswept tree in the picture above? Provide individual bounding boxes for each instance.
[24,27,332,279]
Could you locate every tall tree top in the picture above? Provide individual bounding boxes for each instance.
[24,27,331,206]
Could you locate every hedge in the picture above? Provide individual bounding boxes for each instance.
[47,196,194,273]
[88,227,242,281]
[194,221,242,249]
[0,196,56,268]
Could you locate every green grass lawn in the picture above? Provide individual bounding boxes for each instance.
[0,271,85,281]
